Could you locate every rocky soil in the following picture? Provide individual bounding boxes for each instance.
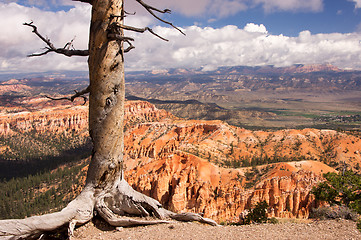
[73,219,361,240]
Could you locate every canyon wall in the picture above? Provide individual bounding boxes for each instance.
[1,99,360,222]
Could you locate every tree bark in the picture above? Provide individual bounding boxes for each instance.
[0,1,217,239]
[86,0,125,190]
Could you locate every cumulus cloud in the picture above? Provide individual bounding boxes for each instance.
[244,23,268,33]
[1,2,361,74]
[0,3,91,73]
[0,2,151,73]
[125,24,361,71]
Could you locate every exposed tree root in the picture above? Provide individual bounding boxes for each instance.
[95,178,218,227]
[0,179,217,240]
[0,188,95,240]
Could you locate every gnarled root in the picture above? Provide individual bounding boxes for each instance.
[94,178,218,228]
[0,179,217,239]
[0,188,95,240]
[96,195,169,227]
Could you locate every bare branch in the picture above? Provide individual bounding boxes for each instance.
[24,22,89,57]
[27,49,52,57]
[135,0,171,14]
[44,86,90,105]
[135,0,185,36]
[63,37,76,50]
[119,25,169,41]
[124,40,135,53]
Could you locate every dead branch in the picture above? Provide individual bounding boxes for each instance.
[24,22,89,57]
[135,0,185,36]
[44,86,90,105]
[119,24,169,41]
[124,40,135,52]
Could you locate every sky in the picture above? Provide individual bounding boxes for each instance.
[0,0,361,74]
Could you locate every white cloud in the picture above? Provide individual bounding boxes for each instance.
[1,2,361,74]
[244,23,268,34]
[349,0,361,8]
[125,24,361,71]
[0,2,152,73]
[0,3,91,73]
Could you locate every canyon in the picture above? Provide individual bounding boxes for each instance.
[0,97,360,222]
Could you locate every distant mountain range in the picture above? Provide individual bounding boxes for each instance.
[139,63,345,77]
[125,64,361,92]
[0,63,357,81]
[1,63,361,129]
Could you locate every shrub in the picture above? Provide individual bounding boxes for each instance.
[245,201,269,224]
[312,170,361,214]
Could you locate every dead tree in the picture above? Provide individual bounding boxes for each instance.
[0,0,217,239]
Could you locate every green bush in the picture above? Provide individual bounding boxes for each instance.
[245,200,269,224]
[312,170,361,214]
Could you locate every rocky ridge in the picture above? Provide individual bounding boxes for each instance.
[124,120,361,171]
[0,100,173,137]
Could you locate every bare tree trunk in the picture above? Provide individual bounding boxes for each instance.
[0,1,217,239]
[86,0,125,190]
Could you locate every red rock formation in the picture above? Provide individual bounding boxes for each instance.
[125,152,331,222]
[0,100,173,137]
[1,99,359,222]
[124,121,361,171]
[122,118,359,222]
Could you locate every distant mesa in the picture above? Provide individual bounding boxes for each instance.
[145,64,344,76]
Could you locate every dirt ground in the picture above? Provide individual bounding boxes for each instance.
[72,218,361,240]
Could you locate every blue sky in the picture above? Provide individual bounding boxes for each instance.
[0,0,361,73]
[168,0,361,36]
